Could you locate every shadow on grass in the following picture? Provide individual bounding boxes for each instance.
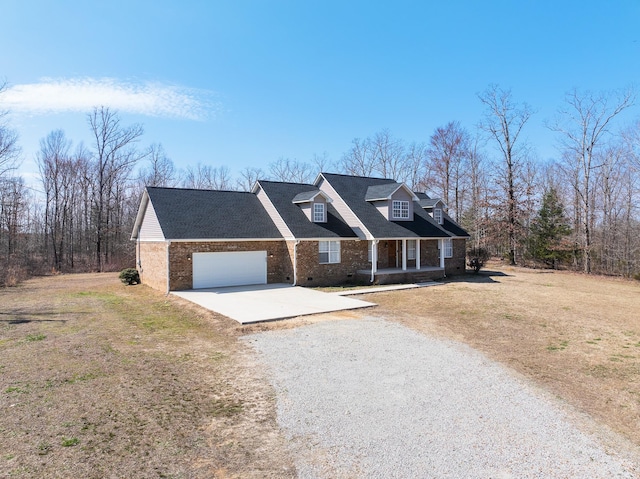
[2,318,68,325]
[0,311,70,324]
[444,270,513,284]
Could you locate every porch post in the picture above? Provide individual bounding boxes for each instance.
[402,239,407,271]
[416,239,420,270]
[439,239,445,268]
[370,239,378,283]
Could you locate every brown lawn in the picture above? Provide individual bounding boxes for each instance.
[360,261,640,454]
[3,266,640,477]
[0,273,295,479]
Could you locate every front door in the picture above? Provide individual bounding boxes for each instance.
[388,241,399,268]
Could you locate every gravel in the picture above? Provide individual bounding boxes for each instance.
[243,316,639,478]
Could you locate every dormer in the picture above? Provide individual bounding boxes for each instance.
[418,195,447,225]
[292,190,332,223]
[365,182,419,221]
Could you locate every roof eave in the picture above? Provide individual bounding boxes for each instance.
[130,189,150,240]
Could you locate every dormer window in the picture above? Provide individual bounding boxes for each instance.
[392,200,410,219]
[434,208,443,224]
[313,203,325,223]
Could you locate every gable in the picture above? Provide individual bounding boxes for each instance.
[139,201,165,241]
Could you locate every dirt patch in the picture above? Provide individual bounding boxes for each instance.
[0,273,295,478]
[359,262,640,453]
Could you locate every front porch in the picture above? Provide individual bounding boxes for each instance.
[356,266,445,285]
[362,238,448,284]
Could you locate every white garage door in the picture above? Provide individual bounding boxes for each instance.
[192,251,267,289]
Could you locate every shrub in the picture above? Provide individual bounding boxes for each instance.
[119,268,140,285]
[467,247,490,274]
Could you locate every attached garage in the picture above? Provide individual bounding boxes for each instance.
[192,251,267,289]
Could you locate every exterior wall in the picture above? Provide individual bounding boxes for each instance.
[445,238,467,276]
[139,202,165,240]
[422,240,440,267]
[168,241,292,291]
[296,240,369,287]
[137,241,168,292]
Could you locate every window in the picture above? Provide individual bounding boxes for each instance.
[434,208,443,224]
[443,238,453,258]
[368,242,373,262]
[407,240,416,260]
[313,203,325,222]
[319,241,340,264]
[392,200,410,219]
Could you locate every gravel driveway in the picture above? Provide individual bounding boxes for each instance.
[244,316,638,478]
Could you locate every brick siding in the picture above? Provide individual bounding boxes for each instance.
[295,240,369,287]
[445,238,466,276]
[168,241,292,291]
[137,241,168,292]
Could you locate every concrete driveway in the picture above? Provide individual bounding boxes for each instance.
[171,283,375,324]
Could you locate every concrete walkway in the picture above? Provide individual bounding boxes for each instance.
[172,283,375,324]
[331,281,442,296]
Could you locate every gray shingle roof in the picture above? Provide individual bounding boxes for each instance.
[258,180,357,239]
[364,183,401,201]
[291,190,322,203]
[146,187,283,240]
[414,192,469,237]
[320,173,451,238]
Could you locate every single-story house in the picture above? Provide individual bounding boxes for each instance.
[131,172,469,293]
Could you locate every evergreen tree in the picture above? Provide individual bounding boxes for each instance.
[530,188,572,268]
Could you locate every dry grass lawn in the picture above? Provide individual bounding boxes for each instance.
[0,273,295,479]
[3,266,640,477]
[361,261,640,453]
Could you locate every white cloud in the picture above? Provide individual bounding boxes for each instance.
[3,77,215,120]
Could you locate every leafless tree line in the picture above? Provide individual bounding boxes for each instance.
[1,84,639,285]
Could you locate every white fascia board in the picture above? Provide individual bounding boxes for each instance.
[130,189,150,240]
[292,190,333,204]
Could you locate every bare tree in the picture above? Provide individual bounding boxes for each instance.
[339,137,376,177]
[310,151,334,174]
[479,85,534,265]
[268,157,313,183]
[404,141,428,190]
[426,121,471,221]
[0,81,21,179]
[37,130,77,270]
[138,143,179,188]
[371,129,407,181]
[549,87,635,273]
[88,106,144,271]
[236,166,264,191]
[182,163,233,189]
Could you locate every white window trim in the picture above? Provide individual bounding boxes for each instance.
[434,208,443,224]
[313,203,325,222]
[368,241,373,262]
[443,238,453,258]
[407,240,416,260]
[319,240,340,264]
[392,200,410,219]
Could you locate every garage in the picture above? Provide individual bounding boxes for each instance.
[192,251,267,289]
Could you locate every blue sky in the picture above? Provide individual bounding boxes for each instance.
[2,0,639,185]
